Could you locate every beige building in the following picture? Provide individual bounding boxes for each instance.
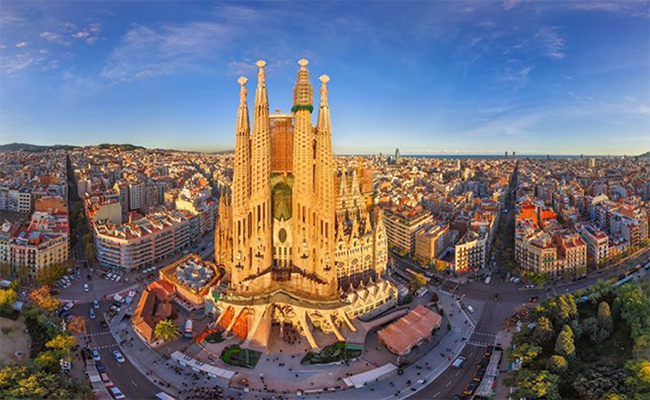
[454,229,487,273]
[384,206,433,253]
[212,60,395,350]
[94,209,191,270]
[8,229,69,279]
[414,223,449,265]
[577,222,609,267]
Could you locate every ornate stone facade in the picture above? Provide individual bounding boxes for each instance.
[212,60,395,350]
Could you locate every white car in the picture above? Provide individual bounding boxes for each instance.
[63,302,74,311]
[106,273,113,281]
[89,309,96,319]
[109,387,126,399]
[467,305,475,314]
[115,276,122,284]
[112,350,125,363]
[84,283,89,293]
[93,300,100,309]
[111,275,119,282]
[91,349,101,361]
[452,356,466,368]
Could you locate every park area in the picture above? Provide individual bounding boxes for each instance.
[0,316,30,365]
[301,341,363,365]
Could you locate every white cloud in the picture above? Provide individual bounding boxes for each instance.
[15,42,27,48]
[40,32,68,45]
[632,106,650,115]
[502,0,523,11]
[85,37,98,45]
[1,51,46,75]
[73,31,90,39]
[499,62,534,87]
[101,22,233,82]
[534,26,566,60]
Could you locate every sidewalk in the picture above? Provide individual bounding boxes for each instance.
[107,304,221,399]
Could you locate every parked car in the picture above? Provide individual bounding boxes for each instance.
[100,372,114,388]
[95,361,106,373]
[467,305,475,313]
[473,368,486,382]
[528,296,539,303]
[111,275,119,282]
[91,349,101,361]
[83,284,89,293]
[49,289,59,295]
[93,300,100,309]
[109,387,125,399]
[112,350,125,363]
[463,382,478,396]
[476,357,489,368]
[89,309,95,319]
[63,302,74,311]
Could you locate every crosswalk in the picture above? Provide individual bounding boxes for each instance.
[87,331,111,337]
[472,331,496,338]
[90,343,119,351]
[468,340,493,348]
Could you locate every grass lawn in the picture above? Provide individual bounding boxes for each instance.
[221,345,261,369]
[301,342,363,365]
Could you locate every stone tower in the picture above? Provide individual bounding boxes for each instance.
[211,60,395,350]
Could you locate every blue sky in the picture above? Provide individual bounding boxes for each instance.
[0,1,648,155]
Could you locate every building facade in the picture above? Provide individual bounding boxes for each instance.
[211,60,395,350]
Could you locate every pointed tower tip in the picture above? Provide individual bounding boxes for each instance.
[319,74,330,84]
[237,76,248,86]
[298,58,309,68]
[256,60,266,68]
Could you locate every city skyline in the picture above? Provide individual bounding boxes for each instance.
[1,1,649,155]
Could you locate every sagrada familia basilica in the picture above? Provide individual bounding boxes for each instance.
[211,59,397,350]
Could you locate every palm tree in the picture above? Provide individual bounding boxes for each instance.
[154,319,180,342]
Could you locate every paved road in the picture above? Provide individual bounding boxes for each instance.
[71,299,160,399]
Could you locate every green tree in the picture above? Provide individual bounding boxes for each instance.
[510,343,541,365]
[0,289,17,307]
[36,263,67,286]
[45,333,76,352]
[625,360,650,394]
[633,333,650,360]
[598,301,613,331]
[511,369,560,400]
[602,393,626,400]
[154,319,180,342]
[408,272,428,292]
[618,284,650,339]
[0,262,12,278]
[534,316,554,344]
[16,265,29,283]
[35,350,60,372]
[555,325,575,358]
[548,355,568,373]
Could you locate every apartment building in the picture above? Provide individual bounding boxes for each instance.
[94,209,192,270]
[414,223,449,265]
[8,229,69,279]
[384,206,432,253]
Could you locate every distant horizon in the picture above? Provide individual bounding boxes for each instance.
[1,141,647,157]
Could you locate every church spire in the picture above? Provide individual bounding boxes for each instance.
[233,76,251,212]
[236,76,250,135]
[250,59,272,272]
[292,58,314,113]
